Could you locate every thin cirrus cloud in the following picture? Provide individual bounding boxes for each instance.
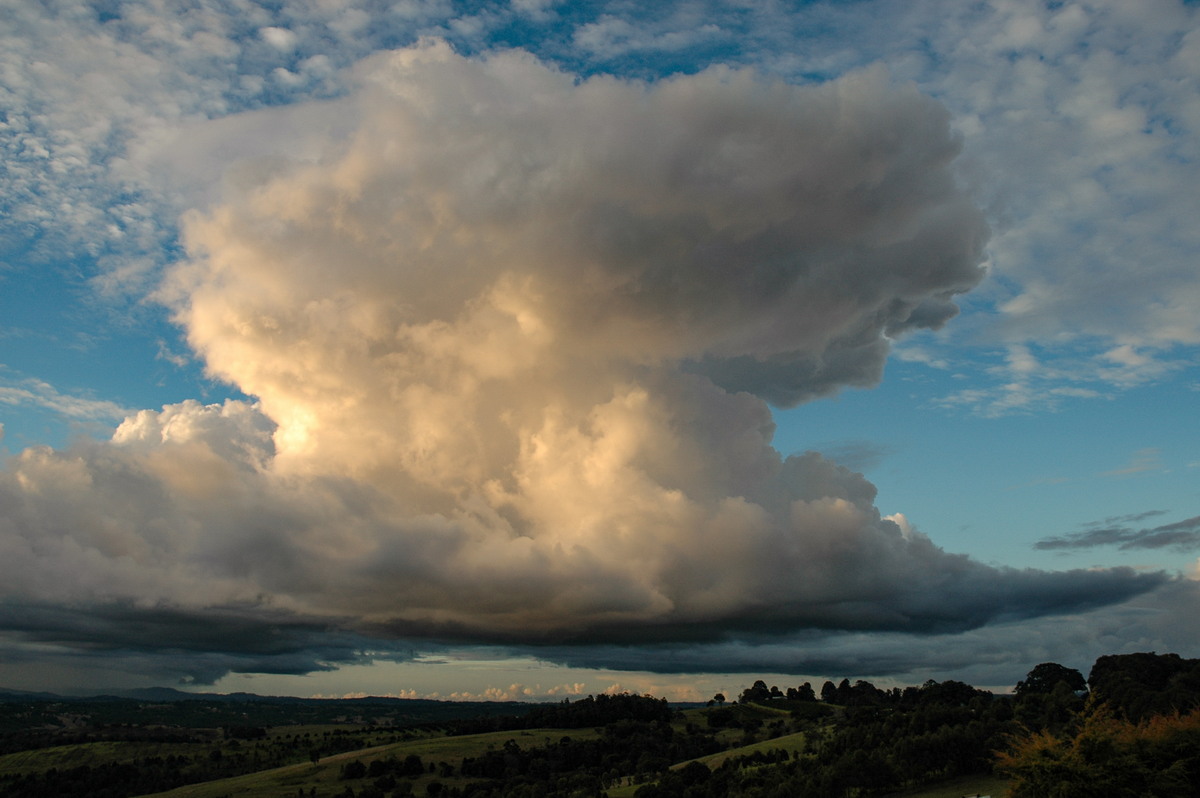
[0,41,1170,684]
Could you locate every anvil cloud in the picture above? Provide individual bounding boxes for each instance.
[0,42,1168,684]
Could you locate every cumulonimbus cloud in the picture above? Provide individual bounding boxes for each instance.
[0,42,1168,682]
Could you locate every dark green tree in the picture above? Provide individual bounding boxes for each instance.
[739,680,771,703]
[1014,662,1087,697]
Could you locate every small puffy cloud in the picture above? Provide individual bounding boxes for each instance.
[259,27,298,51]
[0,42,1166,684]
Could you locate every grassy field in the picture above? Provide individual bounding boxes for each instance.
[604,729,810,798]
[896,773,1009,797]
[137,727,603,798]
[681,730,808,770]
[0,741,201,776]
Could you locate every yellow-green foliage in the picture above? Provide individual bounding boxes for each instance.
[996,703,1200,797]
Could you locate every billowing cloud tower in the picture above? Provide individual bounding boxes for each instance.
[0,43,1163,682]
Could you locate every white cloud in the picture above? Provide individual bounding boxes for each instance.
[913,0,1200,396]
[1101,447,1164,478]
[574,15,724,59]
[259,26,297,51]
[0,0,461,294]
[0,375,130,421]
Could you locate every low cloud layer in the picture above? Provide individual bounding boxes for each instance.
[534,578,1200,687]
[0,43,1170,683]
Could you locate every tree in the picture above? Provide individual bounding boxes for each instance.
[1089,652,1200,721]
[1014,662,1087,697]
[740,680,771,704]
[711,693,725,706]
[341,760,367,780]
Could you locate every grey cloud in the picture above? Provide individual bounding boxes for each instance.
[0,600,413,686]
[815,440,895,473]
[526,578,1198,687]
[1036,514,1200,552]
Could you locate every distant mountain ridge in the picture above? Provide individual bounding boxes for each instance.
[0,686,63,701]
[0,685,495,704]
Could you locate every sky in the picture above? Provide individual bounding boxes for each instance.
[0,0,1198,703]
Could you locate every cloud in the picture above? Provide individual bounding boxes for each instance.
[1101,447,1164,477]
[574,15,725,60]
[906,0,1200,404]
[1036,513,1200,553]
[815,440,895,473]
[0,41,1167,684]
[0,0,461,286]
[0,374,131,421]
[0,598,415,687]
[7,0,1197,426]
[529,579,1200,687]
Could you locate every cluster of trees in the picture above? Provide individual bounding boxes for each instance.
[734,675,992,709]
[643,678,1011,798]
[337,754,433,796]
[643,653,1200,798]
[431,693,674,738]
[996,651,1200,796]
[1089,651,1200,720]
[734,680,816,703]
[519,693,674,728]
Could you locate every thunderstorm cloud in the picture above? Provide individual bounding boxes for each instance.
[0,43,1167,682]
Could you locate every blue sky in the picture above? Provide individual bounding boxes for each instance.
[0,0,1197,701]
